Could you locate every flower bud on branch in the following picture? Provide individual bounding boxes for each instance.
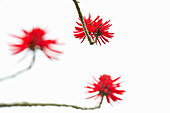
[0,28,62,82]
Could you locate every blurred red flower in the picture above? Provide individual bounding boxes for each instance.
[74,13,114,45]
[10,28,62,59]
[85,74,125,104]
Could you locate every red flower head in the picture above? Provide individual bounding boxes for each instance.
[74,13,114,45]
[10,28,62,59]
[85,74,125,104]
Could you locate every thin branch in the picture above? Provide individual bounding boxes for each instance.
[0,52,36,82]
[94,35,99,44]
[0,98,103,110]
[72,0,97,45]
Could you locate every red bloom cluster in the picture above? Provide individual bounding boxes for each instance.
[10,28,62,59]
[85,74,125,104]
[74,14,114,45]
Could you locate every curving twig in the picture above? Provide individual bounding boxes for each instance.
[72,0,98,45]
[0,52,36,82]
[0,97,103,110]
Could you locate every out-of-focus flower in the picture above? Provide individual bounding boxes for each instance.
[74,13,114,45]
[10,28,62,59]
[85,74,125,104]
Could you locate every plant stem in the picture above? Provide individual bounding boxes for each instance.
[72,0,97,45]
[0,52,36,82]
[0,98,103,110]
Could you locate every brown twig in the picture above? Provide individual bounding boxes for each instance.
[0,97,103,110]
[0,52,36,82]
[72,0,97,45]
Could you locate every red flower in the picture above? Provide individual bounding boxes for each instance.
[10,28,62,59]
[74,13,114,45]
[85,74,125,104]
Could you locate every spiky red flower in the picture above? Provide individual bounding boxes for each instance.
[85,74,125,104]
[74,13,114,45]
[10,28,62,59]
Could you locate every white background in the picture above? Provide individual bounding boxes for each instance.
[0,0,170,113]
